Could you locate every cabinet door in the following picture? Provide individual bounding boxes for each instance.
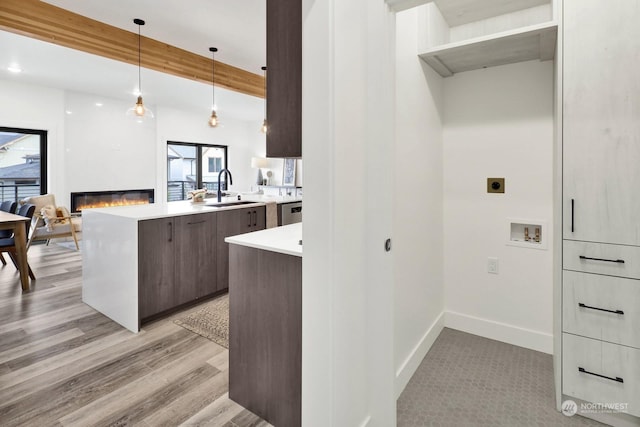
[266,0,302,158]
[216,207,256,290]
[138,217,175,319]
[251,206,266,232]
[174,213,217,304]
[563,0,640,245]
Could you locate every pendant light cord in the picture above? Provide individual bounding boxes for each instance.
[211,48,216,110]
[138,24,141,94]
[262,66,267,118]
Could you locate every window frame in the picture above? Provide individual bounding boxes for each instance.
[0,126,48,198]
[167,141,228,201]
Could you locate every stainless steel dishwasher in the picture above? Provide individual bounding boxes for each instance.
[280,201,302,225]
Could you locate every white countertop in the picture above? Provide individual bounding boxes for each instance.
[238,194,302,204]
[225,222,302,257]
[82,200,265,221]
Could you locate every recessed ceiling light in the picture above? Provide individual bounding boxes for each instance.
[7,65,22,73]
[95,102,103,107]
[65,110,73,115]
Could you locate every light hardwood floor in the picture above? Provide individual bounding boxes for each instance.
[0,242,270,427]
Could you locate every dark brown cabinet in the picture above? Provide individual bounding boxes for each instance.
[174,213,217,305]
[266,0,302,158]
[138,217,175,319]
[138,206,266,323]
[216,206,266,290]
[229,244,302,427]
[138,212,217,321]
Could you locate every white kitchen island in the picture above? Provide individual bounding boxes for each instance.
[82,200,265,332]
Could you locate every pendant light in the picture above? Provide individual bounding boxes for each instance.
[126,19,154,120]
[208,47,219,127]
[260,66,268,134]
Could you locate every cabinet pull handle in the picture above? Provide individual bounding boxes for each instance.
[247,211,252,227]
[579,256,625,264]
[253,210,257,226]
[168,222,173,242]
[187,220,206,225]
[578,303,624,315]
[571,199,574,232]
[578,367,624,383]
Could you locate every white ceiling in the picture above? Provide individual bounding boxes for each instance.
[42,0,267,73]
[0,1,266,122]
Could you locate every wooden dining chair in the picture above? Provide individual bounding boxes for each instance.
[0,203,36,279]
[0,200,19,265]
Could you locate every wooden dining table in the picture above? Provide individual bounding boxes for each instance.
[0,211,31,291]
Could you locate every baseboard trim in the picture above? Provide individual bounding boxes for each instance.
[395,311,445,399]
[444,311,553,354]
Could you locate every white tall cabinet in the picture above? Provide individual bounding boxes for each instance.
[561,0,640,423]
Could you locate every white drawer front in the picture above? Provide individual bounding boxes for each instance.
[563,333,640,417]
[563,271,640,349]
[564,240,640,279]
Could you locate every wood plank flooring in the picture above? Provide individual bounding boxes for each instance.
[0,242,271,427]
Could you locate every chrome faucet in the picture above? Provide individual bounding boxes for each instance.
[217,168,233,202]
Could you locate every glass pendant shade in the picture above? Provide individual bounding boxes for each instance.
[126,95,154,120]
[208,110,218,127]
[128,18,153,121]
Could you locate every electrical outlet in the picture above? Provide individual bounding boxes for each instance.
[487,178,505,193]
[488,257,499,274]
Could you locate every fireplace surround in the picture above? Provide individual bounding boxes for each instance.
[70,189,154,213]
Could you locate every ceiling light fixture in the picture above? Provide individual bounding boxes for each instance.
[208,47,219,127]
[7,64,22,73]
[126,18,154,121]
[260,66,267,134]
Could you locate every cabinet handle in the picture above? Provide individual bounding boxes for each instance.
[578,303,624,315]
[579,255,625,264]
[571,199,574,232]
[578,367,624,383]
[168,221,173,242]
[247,211,252,228]
[253,210,257,226]
[187,220,206,225]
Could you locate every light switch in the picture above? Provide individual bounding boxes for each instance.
[487,257,499,274]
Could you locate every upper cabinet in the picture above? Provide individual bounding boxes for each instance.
[266,0,302,158]
[562,0,640,246]
[418,0,558,77]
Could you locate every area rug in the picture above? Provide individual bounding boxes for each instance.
[174,293,229,348]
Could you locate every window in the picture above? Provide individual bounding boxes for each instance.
[208,157,222,173]
[167,142,228,201]
[0,127,48,203]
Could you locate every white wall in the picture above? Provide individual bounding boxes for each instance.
[0,78,265,206]
[0,79,65,196]
[393,6,445,398]
[442,60,555,353]
[63,91,156,205]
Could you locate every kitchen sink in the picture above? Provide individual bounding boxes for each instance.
[205,201,257,208]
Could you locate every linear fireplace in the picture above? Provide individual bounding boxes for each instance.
[70,189,155,213]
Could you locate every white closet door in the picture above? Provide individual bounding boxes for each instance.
[563,0,640,245]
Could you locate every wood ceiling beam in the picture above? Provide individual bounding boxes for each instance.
[0,0,265,98]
